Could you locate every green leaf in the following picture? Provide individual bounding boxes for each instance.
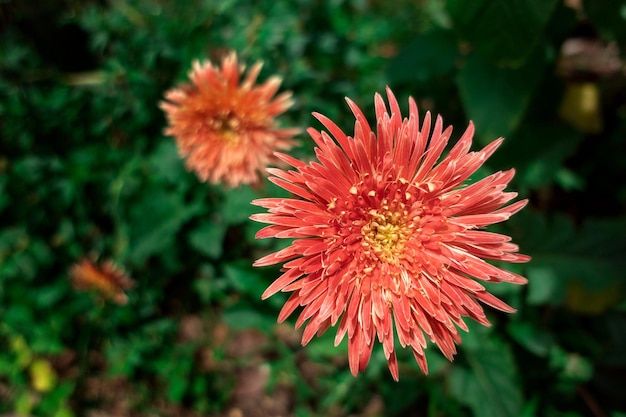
[222,261,269,298]
[306,327,349,359]
[188,220,228,259]
[513,211,626,308]
[35,381,75,416]
[221,305,277,332]
[446,0,559,64]
[456,50,545,145]
[165,347,194,403]
[449,332,523,417]
[34,284,66,309]
[128,189,202,264]
[220,185,261,225]
[489,124,584,190]
[508,321,554,357]
[386,28,458,84]
[519,397,540,417]
[149,139,188,185]
[192,264,226,304]
[526,265,562,305]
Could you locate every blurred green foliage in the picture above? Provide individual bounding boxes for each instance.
[1,0,626,416]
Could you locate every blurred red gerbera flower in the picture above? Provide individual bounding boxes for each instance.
[251,87,530,381]
[160,51,298,187]
[70,258,133,305]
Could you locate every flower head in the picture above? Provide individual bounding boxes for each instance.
[160,52,298,187]
[70,258,133,305]
[251,87,530,380]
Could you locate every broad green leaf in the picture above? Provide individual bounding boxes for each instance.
[221,306,277,333]
[128,189,202,264]
[488,124,584,190]
[449,332,523,417]
[513,211,626,308]
[519,397,540,417]
[446,0,559,64]
[222,261,269,299]
[165,346,195,403]
[526,265,562,305]
[220,185,261,225]
[188,220,228,259]
[508,321,554,357]
[33,284,66,309]
[386,28,458,84]
[555,168,585,191]
[192,264,227,305]
[149,139,188,185]
[457,50,545,145]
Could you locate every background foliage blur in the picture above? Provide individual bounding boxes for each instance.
[1,0,626,416]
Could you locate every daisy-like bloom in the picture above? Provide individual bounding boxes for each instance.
[251,87,530,381]
[70,259,134,305]
[160,51,299,187]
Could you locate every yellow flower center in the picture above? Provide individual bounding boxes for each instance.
[209,111,241,144]
[361,208,412,265]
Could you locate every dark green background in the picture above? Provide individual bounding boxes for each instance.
[1,0,626,416]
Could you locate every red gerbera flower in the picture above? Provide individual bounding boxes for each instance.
[251,87,530,380]
[160,51,298,187]
[70,258,134,305]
